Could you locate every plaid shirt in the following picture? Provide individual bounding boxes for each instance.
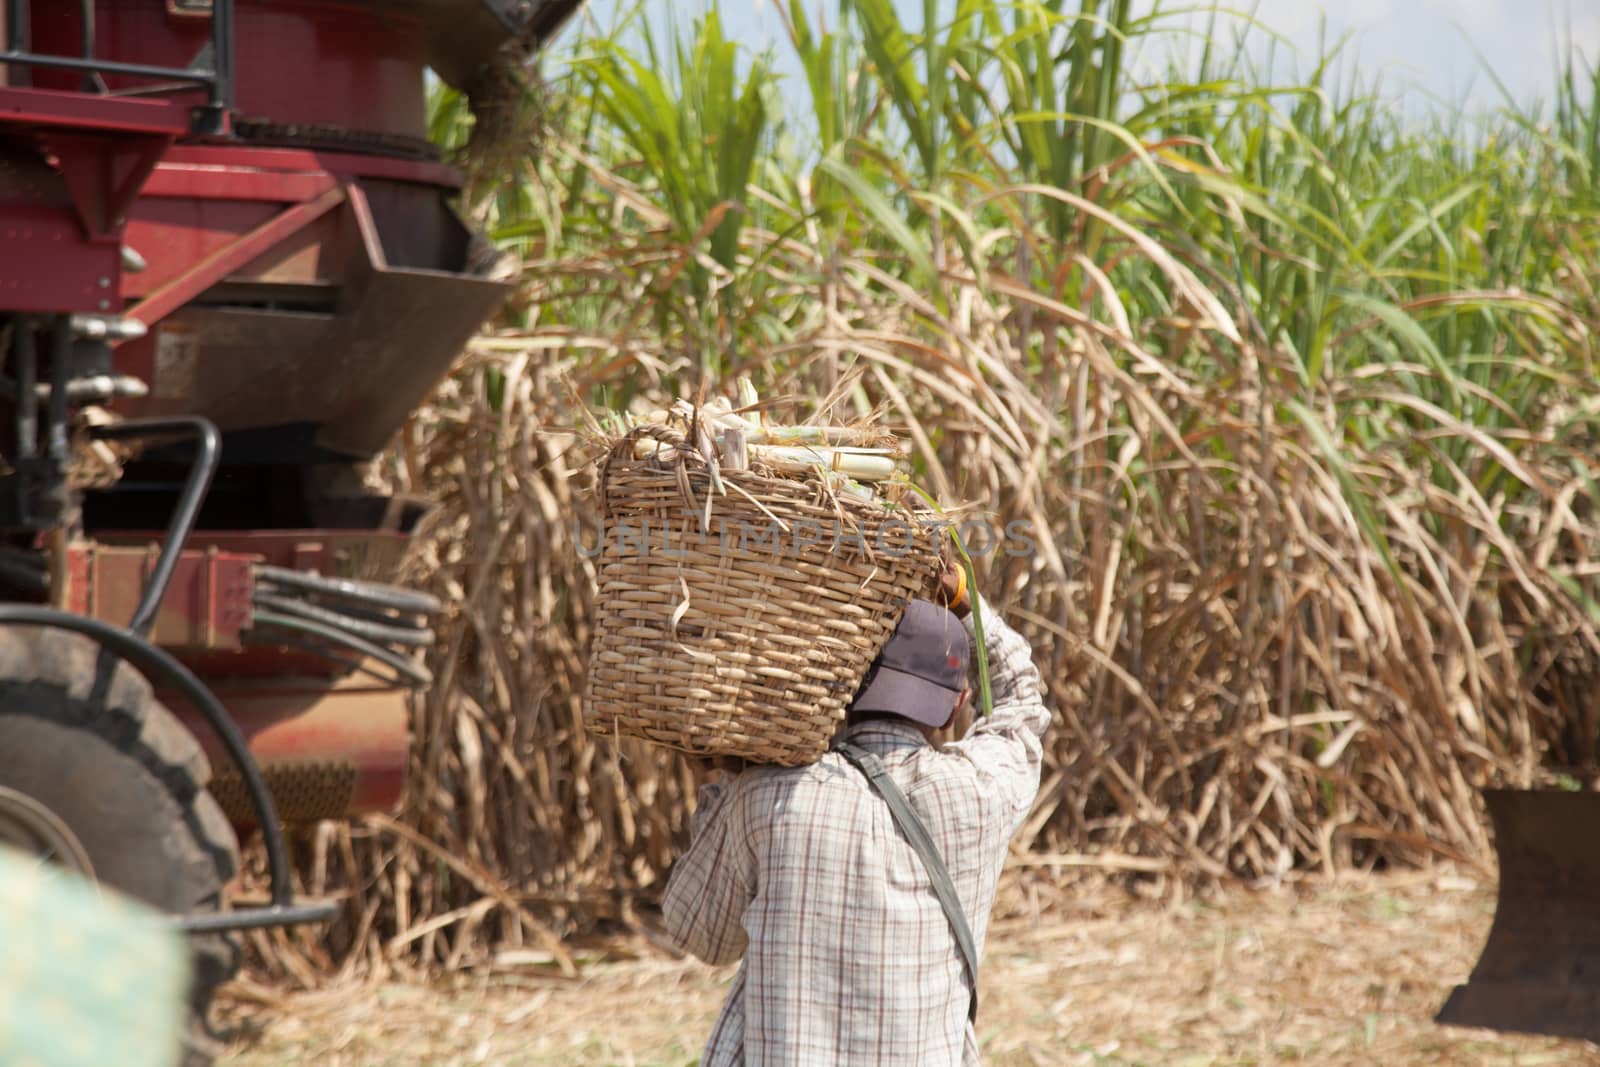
[662,600,1050,1066]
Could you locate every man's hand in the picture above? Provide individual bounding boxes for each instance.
[937,542,971,618]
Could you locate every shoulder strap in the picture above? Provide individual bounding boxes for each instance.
[835,740,979,1023]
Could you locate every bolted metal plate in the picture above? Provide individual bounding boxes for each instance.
[1436,789,1600,1042]
[172,679,408,827]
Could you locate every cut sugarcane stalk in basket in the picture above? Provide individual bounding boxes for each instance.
[631,437,898,481]
[620,378,908,493]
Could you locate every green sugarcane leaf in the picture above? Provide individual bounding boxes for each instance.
[817,150,936,279]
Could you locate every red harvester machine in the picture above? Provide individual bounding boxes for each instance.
[0,1,580,1060]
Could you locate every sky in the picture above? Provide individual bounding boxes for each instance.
[571,0,1600,116]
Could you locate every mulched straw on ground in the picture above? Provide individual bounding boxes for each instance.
[220,869,1593,1067]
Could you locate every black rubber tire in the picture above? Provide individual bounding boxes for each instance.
[0,626,241,1066]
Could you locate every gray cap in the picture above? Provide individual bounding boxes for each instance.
[848,599,970,727]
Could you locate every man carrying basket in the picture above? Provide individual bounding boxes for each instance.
[662,560,1051,1066]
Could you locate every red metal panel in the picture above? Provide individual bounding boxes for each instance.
[88,528,428,684]
[162,144,463,189]
[140,163,338,203]
[177,645,357,681]
[0,148,121,312]
[61,542,255,650]
[29,1,428,141]
[0,86,191,135]
[107,180,509,456]
[169,677,410,821]
[0,208,120,311]
[126,184,345,327]
[40,129,170,239]
[0,88,180,309]
[118,197,282,298]
[120,156,428,299]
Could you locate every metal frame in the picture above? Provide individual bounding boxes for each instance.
[2,0,235,134]
[0,606,335,932]
[2,316,72,530]
[127,185,346,328]
[87,417,220,637]
[0,408,334,932]
[0,0,463,936]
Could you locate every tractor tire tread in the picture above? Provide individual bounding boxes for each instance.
[0,627,242,1067]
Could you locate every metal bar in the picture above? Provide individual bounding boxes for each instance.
[0,86,194,135]
[163,143,465,188]
[89,418,219,638]
[0,607,296,908]
[212,0,234,112]
[173,900,338,934]
[45,317,68,474]
[13,319,35,463]
[141,163,338,204]
[254,564,443,616]
[250,609,433,688]
[127,185,345,328]
[77,0,92,60]
[6,4,21,52]
[0,50,215,85]
[345,182,389,271]
[5,3,27,85]
[76,0,93,91]
[41,318,71,543]
[252,590,434,647]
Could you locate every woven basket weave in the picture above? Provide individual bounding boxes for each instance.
[583,427,941,766]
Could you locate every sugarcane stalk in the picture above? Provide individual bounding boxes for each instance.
[631,401,899,450]
[752,424,901,448]
[636,437,898,481]
[750,444,898,481]
[700,413,899,450]
[719,426,748,470]
[828,474,879,502]
[736,376,761,426]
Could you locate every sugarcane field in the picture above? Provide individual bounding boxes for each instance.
[4,0,1600,1065]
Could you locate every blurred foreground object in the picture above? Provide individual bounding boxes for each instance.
[0,844,189,1067]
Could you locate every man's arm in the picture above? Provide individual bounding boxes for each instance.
[661,771,756,966]
[942,597,1052,819]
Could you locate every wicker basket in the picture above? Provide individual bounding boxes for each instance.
[582,427,941,766]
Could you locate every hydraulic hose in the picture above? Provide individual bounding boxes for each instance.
[251,591,434,648]
[291,594,433,633]
[243,633,423,689]
[253,565,441,616]
[250,609,433,688]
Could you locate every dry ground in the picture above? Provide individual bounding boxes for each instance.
[219,870,1598,1066]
